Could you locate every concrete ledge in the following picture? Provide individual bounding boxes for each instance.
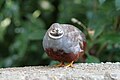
[0,62,120,80]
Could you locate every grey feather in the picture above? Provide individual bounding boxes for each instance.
[43,23,85,54]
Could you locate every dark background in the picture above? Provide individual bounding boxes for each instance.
[0,0,120,68]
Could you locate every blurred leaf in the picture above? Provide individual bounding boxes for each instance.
[2,55,19,67]
[58,0,86,23]
[0,18,11,41]
[39,0,54,11]
[0,0,4,8]
[94,25,105,39]
[99,0,106,5]
[87,11,107,39]
[86,54,100,63]
[98,32,120,44]
[49,61,59,66]
[28,30,46,40]
[42,52,48,59]
[5,0,21,26]
[10,33,28,57]
[115,0,120,10]
[27,15,45,29]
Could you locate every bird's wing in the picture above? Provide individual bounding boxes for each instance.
[61,24,86,52]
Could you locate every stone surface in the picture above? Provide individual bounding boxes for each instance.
[0,63,120,80]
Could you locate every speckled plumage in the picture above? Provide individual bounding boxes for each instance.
[43,23,86,62]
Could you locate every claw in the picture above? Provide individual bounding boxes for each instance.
[56,62,65,67]
[65,61,74,68]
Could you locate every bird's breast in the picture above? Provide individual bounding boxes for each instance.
[45,48,83,62]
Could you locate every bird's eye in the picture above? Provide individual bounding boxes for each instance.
[51,29,55,32]
[59,30,63,33]
[59,30,62,32]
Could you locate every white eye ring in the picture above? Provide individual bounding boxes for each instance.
[48,30,64,39]
[50,30,55,34]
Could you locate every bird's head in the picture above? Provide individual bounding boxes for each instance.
[48,23,64,39]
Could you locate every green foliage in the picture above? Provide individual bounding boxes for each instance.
[86,54,100,63]
[0,0,120,67]
[115,0,120,10]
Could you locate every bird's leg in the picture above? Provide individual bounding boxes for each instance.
[56,62,65,67]
[65,61,74,68]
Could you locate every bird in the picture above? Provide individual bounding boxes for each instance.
[43,23,86,67]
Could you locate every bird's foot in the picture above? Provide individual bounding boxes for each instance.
[56,62,65,67]
[65,61,74,68]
